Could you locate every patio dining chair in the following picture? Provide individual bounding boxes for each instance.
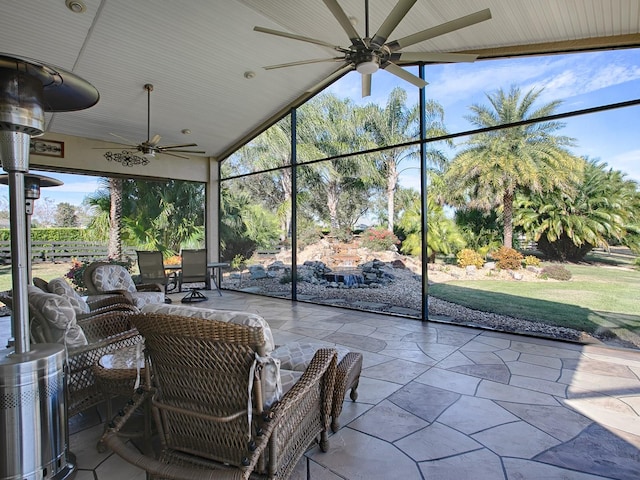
[136,250,178,295]
[178,249,208,303]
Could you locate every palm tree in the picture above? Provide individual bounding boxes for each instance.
[445,86,580,248]
[296,93,377,231]
[516,158,640,261]
[363,87,450,232]
[228,117,293,241]
[396,187,465,260]
[107,177,122,259]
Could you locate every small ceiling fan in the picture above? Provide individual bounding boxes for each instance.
[106,84,205,159]
[254,0,491,97]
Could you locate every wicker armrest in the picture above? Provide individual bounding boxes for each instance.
[103,389,264,480]
[77,310,136,341]
[135,282,163,292]
[87,294,135,310]
[92,289,135,304]
[266,347,337,477]
[79,303,138,321]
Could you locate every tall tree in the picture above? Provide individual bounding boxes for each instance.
[54,202,79,227]
[107,177,123,259]
[444,86,580,248]
[363,87,450,232]
[516,158,640,261]
[296,93,376,231]
[227,117,293,241]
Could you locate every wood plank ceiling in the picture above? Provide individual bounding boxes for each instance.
[0,0,638,161]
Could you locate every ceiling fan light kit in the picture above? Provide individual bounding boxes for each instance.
[99,83,206,160]
[254,0,491,97]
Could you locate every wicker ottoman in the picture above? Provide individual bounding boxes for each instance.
[272,342,363,432]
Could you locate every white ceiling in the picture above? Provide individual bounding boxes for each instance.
[1,0,638,161]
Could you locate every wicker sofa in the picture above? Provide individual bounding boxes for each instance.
[103,312,337,480]
[141,303,363,432]
[0,285,141,417]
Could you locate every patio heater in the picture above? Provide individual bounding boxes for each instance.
[0,54,99,480]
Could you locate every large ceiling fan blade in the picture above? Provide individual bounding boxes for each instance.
[392,51,479,63]
[370,0,417,49]
[163,150,206,155]
[305,63,353,93]
[383,62,428,88]
[362,73,372,98]
[109,132,137,146]
[322,0,364,47]
[162,152,190,159]
[387,8,492,51]
[264,57,345,70]
[158,143,199,149]
[253,26,345,51]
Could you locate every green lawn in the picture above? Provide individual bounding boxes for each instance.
[0,262,73,292]
[428,262,640,346]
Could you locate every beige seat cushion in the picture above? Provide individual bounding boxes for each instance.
[141,303,276,353]
[271,342,350,371]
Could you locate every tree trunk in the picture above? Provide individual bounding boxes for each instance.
[503,190,514,248]
[387,159,398,232]
[108,177,123,259]
[327,182,340,231]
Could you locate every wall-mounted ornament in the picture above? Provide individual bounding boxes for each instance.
[30,139,64,157]
[104,151,150,167]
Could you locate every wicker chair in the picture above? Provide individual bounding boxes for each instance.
[83,261,165,308]
[33,276,138,318]
[0,287,141,417]
[102,313,337,480]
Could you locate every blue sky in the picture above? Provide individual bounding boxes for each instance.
[1,47,639,207]
[329,47,640,192]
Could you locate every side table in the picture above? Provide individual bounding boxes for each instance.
[93,343,149,451]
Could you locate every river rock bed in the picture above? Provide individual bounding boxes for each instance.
[225,259,627,347]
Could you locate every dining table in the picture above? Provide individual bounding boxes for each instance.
[165,262,229,296]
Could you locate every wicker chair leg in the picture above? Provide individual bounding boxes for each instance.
[331,352,363,433]
[320,430,330,453]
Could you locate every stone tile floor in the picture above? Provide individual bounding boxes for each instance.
[3,290,640,479]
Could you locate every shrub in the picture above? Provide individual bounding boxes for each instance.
[491,246,524,270]
[540,264,572,281]
[360,227,400,251]
[524,255,541,267]
[164,255,181,266]
[456,249,484,269]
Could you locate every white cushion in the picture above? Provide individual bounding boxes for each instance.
[141,303,275,354]
[48,277,90,314]
[28,288,88,347]
[271,342,350,371]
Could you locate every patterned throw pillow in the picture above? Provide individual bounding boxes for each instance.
[48,277,90,314]
[28,289,88,347]
[92,264,137,293]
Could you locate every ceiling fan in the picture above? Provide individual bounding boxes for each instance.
[106,84,205,159]
[254,0,491,97]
